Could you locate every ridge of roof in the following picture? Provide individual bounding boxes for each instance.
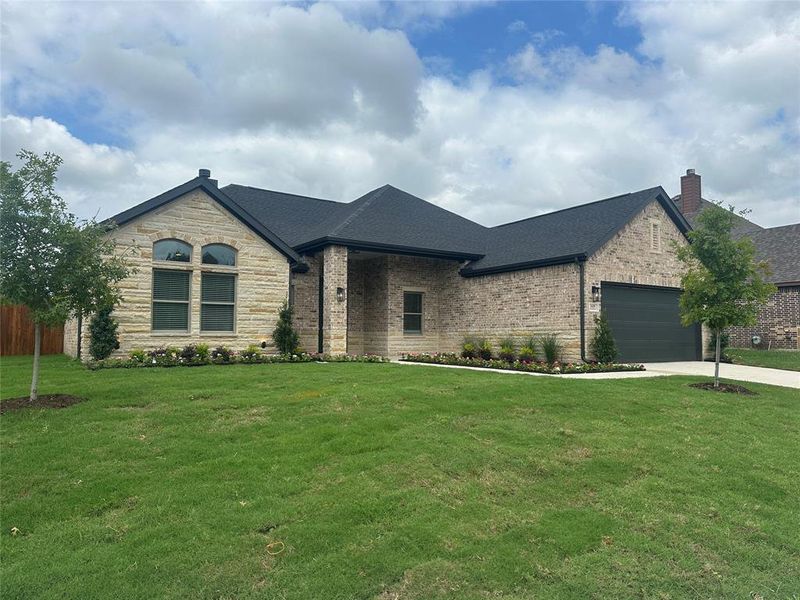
[223,183,342,205]
[328,185,391,237]
[493,187,663,230]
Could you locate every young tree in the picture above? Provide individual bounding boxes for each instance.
[0,150,133,400]
[89,305,119,361]
[272,300,299,354]
[676,203,775,388]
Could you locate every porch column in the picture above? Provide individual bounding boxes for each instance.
[322,245,348,354]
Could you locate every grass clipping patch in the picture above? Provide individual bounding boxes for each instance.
[0,394,86,414]
[689,382,757,395]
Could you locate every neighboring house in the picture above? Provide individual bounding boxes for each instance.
[673,169,799,349]
[65,169,703,363]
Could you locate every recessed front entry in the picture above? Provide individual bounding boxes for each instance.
[601,282,700,362]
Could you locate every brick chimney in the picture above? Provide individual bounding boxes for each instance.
[679,168,701,215]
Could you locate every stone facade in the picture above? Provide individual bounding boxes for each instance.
[322,245,348,354]
[64,189,291,359]
[727,285,799,349]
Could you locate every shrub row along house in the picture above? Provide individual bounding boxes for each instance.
[66,169,709,363]
[672,169,799,350]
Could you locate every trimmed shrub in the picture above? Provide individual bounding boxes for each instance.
[540,334,563,366]
[89,306,119,360]
[196,343,210,361]
[272,300,300,354]
[499,338,515,362]
[589,312,618,363]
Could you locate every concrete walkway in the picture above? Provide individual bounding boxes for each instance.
[642,361,800,389]
[394,360,800,389]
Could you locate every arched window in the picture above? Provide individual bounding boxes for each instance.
[154,239,192,262]
[202,244,237,266]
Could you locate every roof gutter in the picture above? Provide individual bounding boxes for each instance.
[294,237,484,262]
[460,253,587,278]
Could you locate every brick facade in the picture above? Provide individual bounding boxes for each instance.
[285,200,695,361]
[727,286,799,349]
[64,189,291,359]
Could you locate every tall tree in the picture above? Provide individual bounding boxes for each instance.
[676,202,775,388]
[0,150,133,400]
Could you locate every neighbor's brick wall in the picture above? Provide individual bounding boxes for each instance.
[64,189,290,359]
[727,286,799,349]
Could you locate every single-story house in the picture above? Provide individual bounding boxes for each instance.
[65,169,707,362]
[673,169,799,349]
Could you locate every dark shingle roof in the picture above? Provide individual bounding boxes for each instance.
[671,195,798,285]
[110,175,692,276]
[673,196,764,237]
[225,183,488,259]
[748,223,800,285]
[462,187,687,275]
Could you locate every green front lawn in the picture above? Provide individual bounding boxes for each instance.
[727,347,800,372]
[1,356,798,599]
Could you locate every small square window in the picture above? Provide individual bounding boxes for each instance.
[403,292,423,334]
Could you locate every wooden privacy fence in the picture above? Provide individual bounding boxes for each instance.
[0,305,64,356]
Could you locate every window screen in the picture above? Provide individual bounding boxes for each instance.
[201,273,235,332]
[403,292,423,334]
[152,269,190,330]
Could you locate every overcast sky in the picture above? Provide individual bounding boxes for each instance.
[1,1,798,227]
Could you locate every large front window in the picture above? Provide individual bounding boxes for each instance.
[201,272,236,332]
[403,291,423,334]
[152,269,191,331]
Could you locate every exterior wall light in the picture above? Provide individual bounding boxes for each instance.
[336,287,345,302]
[591,285,601,302]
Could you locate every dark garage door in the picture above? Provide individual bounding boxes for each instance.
[601,282,700,363]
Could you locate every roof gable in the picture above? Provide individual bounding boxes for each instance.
[461,187,690,276]
[106,177,306,270]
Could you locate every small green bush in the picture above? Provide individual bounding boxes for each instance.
[540,334,563,365]
[196,343,210,361]
[499,338,515,362]
[589,312,618,363]
[89,306,119,360]
[241,344,262,362]
[461,337,478,359]
[272,300,300,354]
[129,348,147,363]
[478,339,493,360]
[518,346,535,363]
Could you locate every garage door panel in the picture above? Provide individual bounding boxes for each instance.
[601,283,699,363]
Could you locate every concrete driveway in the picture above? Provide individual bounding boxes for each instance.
[642,361,800,389]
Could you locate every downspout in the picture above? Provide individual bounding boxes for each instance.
[577,258,587,362]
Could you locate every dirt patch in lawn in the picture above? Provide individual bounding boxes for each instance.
[689,382,757,395]
[0,394,86,414]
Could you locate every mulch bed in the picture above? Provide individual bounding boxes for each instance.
[0,394,86,414]
[689,382,757,395]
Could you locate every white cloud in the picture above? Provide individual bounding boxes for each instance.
[1,1,798,228]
